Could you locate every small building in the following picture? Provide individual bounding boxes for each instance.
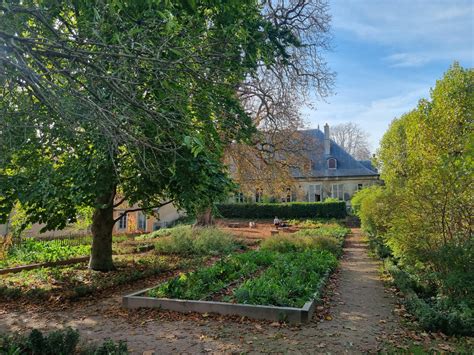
[112,202,183,235]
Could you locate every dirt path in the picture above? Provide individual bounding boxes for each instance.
[0,230,402,353]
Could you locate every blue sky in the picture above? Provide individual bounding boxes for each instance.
[304,0,474,151]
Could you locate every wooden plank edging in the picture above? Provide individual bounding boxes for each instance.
[0,256,89,275]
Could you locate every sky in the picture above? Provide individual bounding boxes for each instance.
[304,0,474,151]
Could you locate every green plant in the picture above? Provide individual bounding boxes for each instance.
[294,224,349,240]
[0,239,91,268]
[216,201,347,219]
[261,234,342,257]
[148,250,275,300]
[234,250,337,307]
[153,227,238,256]
[89,339,128,355]
[0,328,128,355]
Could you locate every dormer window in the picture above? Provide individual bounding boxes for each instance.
[327,158,337,169]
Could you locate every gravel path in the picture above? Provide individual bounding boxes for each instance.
[0,229,402,353]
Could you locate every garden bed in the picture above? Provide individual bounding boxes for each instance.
[123,282,325,323]
[123,248,338,323]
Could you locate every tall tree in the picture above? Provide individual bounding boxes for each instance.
[225,0,334,200]
[0,0,302,270]
[355,63,473,302]
[330,122,371,160]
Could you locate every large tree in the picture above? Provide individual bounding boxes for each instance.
[0,0,303,270]
[354,63,473,302]
[330,122,371,160]
[224,0,334,201]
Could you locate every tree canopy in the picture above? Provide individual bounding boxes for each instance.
[353,63,473,304]
[0,0,311,270]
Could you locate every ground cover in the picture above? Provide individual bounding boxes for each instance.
[0,235,140,269]
[146,223,346,309]
[0,327,128,354]
[0,227,243,302]
[0,254,205,302]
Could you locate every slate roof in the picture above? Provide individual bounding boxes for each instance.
[292,129,379,178]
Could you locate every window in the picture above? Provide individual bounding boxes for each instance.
[357,183,363,191]
[331,184,344,200]
[327,158,337,169]
[308,184,322,202]
[235,192,244,203]
[118,213,127,230]
[255,188,263,203]
[137,212,147,230]
[285,187,292,202]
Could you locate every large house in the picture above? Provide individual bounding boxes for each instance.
[233,124,380,205]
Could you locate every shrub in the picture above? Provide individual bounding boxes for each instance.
[153,226,238,256]
[261,234,342,257]
[385,260,474,336]
[294,224,349,240]
[0,328,128,355]
[215,201,346,219]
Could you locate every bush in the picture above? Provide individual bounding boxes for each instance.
[261,234,342,257]
[215,201,346,219]
[0,328,128,355]
[385,260,474,336]
[294,224,349,240]
[153,226,239,256]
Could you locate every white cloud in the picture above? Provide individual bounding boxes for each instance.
[385,53,431,68]
[332,0,474,66]
[304,87,430,150]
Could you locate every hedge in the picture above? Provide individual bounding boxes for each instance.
[215,201,346,219]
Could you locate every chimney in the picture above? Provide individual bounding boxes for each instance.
[324,123,330,155]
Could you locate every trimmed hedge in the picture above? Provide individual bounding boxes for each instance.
[216,201,346,219]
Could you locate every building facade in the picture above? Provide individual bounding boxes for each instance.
[234,124,380,205]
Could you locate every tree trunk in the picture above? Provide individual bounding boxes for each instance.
[194,206,213,227]
[89,196,116,271]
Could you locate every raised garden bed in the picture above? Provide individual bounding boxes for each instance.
[123,249,337,323]
[123,283,324,323]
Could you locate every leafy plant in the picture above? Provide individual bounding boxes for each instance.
[148,250,275,300]
[0,239,91,268]
[0,328,128,355]
[234,250,337,307]
[216,201,347,219]
[153,227,239,256]
[261,234,342,256]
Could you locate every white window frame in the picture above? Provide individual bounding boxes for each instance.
[118,213,127,230]
[331,184,344,200]
[308,184,322,202]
